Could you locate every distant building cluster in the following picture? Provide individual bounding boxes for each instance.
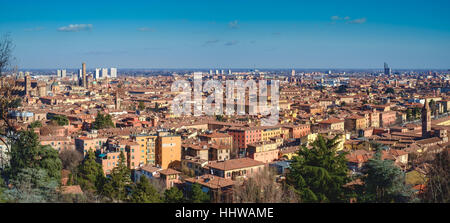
[1,62,449,202]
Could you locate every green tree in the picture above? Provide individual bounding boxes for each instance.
[164,186,184,203]
[189,183,210,203]
[51,115,69,126]
[215,114,225,122]
[77,150,105,192]
[92,112,115,130]
[429,99,438,116]
[2,168,59,203]
[29,120,42,129]
[335,85,348,93]
[7,131,62,183]
[129,176,162,203]
[385,88,395,94]
[0,177,5,203]
[412,107,421,119]
[286,135,350,202]
[406,109,413,121]
[357,148,414,203]
[138,101,145,111]
[102,151,131,202]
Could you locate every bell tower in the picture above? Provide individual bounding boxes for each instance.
[422,99,431,138]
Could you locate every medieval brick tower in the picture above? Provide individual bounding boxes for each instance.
[422,99,431,138]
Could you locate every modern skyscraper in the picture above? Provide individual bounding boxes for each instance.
[422,99,431,138]
[110,68,117,78]
[384,62,392,75]
[101,68,108,78]
[291,69,295,76]
[82,62,87,88]
[61,69,66,78]
[57,70,61,77]
[95,68,100,79]
[228,69,232,75]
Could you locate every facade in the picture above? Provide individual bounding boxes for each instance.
[319,118,345,131]
[284,124,311,138]
[155,132,181,169]
[345,115,367,132]
[159,168,181,189]
[380,111,397,127]
[260,126,282,141]
[208,144,231,161]
[40,136,74,152]
[75,136,108,156]
[133,134,157,165]
[227,127,262,157]
[247,141,279,163]
[207,157,265,180]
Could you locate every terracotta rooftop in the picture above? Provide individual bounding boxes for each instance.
[208,158,265,171]
[159,168,181,175]
[319,118,344,124]
[185,174,235,189]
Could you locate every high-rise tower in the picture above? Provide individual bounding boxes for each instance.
[384,62,391,75]
[82,62,87,88]
[422,99,431,138]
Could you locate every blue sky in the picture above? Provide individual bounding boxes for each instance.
[0,0,449,69]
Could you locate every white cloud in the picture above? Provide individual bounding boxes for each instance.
[228,20,239,29]
[224,40,239,46]
[57,24,93,32]
[203,39,220,46]
[331,16,342,21]
[347,18,367,24]
[331,16,367,24]
[137,27,155,32]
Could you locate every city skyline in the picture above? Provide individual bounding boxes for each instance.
[0,0,449,69]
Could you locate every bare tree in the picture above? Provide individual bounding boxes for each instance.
[0,33,14,78]
[59,149,83,172]
[0,33,18,163]
[421,150,449,203]
[233,167,299,203]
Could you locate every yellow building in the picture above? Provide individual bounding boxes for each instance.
[156,132,181,169]
[133,134,157,165]
[260,126,282,141]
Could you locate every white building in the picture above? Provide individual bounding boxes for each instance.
[110,68,117,78]
[95,68,101,79]
[101,68,108,78]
